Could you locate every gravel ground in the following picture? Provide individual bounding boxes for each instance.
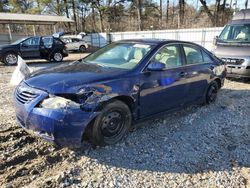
[0,57,249,188]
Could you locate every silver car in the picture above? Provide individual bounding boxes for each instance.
[213,9,250,78]
[62,38,88,52]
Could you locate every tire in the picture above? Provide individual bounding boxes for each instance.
[205,81,219,104]
[79,45,86,53]
[3,52,18,66]
[52,51,63,62]
[88,100,132,146]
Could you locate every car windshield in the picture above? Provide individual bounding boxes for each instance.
[83,42,154,69]
[11,38,26,44]
[219,24,250,43]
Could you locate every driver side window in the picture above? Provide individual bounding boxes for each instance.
[153,45,182,69]
[23,37,40,46]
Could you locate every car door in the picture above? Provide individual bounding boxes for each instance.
[139,44,189,117]
[40,37,53,58]
[181,44,213,102]
[20,37,40,58]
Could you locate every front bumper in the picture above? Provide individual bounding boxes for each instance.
[226,65,250,78]
[62,49,69,57]
[14,83,98,147]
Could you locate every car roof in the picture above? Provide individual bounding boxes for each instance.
[117,39,202,47]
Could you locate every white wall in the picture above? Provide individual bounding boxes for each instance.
[87,27,224,51]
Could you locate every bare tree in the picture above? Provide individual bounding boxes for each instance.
[71,0,77,32]
[178,0,185,28]
[135,0,143,31]
[200,0,216,25]
[166,0,169,27]
[159,0,163,29]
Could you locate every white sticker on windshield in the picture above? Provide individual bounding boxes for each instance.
[133,44,150,48]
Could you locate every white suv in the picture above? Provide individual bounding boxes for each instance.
[62,38,88,52]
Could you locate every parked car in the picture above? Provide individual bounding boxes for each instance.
[0,36,68,65]
[213,9,250,78]
[13,39,226,147]
[62,37,88,52]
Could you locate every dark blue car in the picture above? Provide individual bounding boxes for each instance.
[13,39,226,147]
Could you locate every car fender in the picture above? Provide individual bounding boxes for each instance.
[79,81,139,118]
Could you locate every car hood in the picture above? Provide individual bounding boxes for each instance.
[0,44,16,49]
[213,44,250,58]
[25,61,126,93]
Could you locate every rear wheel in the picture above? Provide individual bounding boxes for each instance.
[206,81,218,104]
[3,52,18,65]
[79,45,86,53]
[88,100,132,146]
[52,51,63,62]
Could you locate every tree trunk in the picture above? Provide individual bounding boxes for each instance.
[159,0,163,29]
[56,0,61,15]
[63,0,71,30]
[172,1,175,28]
[136,0,142,31]
[64,0,69,18]
[200,0,215,26]
[215,0,221,26]
[98,10,105,32]
[166,0,169,27]
[92,7,96,32]
[71,0,77,32]
[178,0,185,27]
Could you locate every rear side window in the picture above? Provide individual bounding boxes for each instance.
[23,37,40,46]
[72,38,80,42]
[42,37,53,48]
[153,45,182,69]
[183,45,203,65]
[202,51,213,63]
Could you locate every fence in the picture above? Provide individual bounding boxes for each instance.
[0,27,224,51]
[88,27,224,50]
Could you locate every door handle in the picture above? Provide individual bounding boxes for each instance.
[179,72,187,77]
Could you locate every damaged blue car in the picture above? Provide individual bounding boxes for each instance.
[13,39,226,147]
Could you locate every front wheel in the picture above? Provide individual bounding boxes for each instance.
[206,81,218,104]
[88,100,132,146]
[3,52,18,65]
[52,51,63,62]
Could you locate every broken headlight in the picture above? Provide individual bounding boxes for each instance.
[40,96,80,109]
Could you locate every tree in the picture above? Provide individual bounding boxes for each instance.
[199,0,216,25]
[133,0,142,31]
[71,0,77,31]
[178,0,185,28]
[0,0,9,12]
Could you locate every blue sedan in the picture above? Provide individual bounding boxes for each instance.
[13,39,226,147]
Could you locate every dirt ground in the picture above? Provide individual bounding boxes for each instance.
[0,55,249,188]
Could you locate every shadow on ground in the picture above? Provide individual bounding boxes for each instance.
[77,88,250,174]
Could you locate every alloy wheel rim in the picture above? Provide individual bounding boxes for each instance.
[6,54,17,65]
[54,53,62,61]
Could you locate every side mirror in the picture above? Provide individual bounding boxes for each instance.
[213,36,218,45]
[147,61,166,71]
